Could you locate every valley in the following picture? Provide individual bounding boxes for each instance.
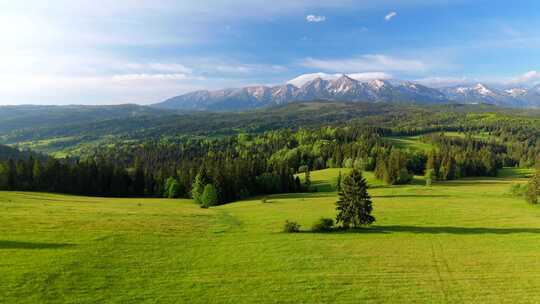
[3,2,540,303]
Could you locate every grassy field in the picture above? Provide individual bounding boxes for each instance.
[1,168,540,303]
[383,131,494,152]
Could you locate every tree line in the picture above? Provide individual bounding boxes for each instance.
[0,125,519,205]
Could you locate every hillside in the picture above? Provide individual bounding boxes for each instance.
[2,168,539,303]
[0,104,166,134]
[0,144,44,160]
[2,101,540,157]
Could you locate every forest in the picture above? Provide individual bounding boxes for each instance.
[2,101,539,206]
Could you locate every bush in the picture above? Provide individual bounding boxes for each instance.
[311,217,334,232]
[283,220,300,233]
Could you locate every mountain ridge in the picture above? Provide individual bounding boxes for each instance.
[154,75,540,111]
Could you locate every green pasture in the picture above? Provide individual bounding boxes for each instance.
[1,167,539,303]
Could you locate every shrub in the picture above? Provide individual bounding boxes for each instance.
[283,220,300,233]
[311,217,334,232]
[261,197,268,203]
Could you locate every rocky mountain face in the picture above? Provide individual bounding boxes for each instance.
[153,75,540,111]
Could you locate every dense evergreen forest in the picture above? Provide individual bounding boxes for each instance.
[2,101,540,157]
[1,102,540,206]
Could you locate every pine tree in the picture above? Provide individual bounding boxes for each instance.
[200,184,219,208]
[32,159,43,190]
[336,169,375,228]
[6,159,16,190]
[164,177,181,198]
[133,160,146,196]
[336,171,342,191]
[304,169,311,188]
[191,169,208,204]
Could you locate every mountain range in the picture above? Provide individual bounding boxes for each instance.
[154,75,540,111]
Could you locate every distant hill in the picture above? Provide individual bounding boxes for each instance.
[153,75,540,111]
[2,101,539,157]
[0,144,44,161]
[0,104,166,134]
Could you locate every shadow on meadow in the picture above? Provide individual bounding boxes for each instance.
[268,192,337,199]
[309,226,540,235]
[442,180,505,186]
[0,240,75,250]
[372,194,451,198]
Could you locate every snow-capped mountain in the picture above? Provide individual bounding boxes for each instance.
[441,83,507,106]
[440,83,540,108]
[153,75,540,111]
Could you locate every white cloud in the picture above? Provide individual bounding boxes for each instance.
[287,72,392,87]
[348,72,393,81]
[306,15,326,22]
[415,76,471,88]
[111,73,196,82]
[300,54,427,73]
[385,11,397,21]
[506,71,540,85]
[132,63,193,74]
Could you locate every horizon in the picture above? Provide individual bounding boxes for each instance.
[2,1,540,105]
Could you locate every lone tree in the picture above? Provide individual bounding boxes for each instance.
[336,169,375,228]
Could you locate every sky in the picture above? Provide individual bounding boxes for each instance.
[1,0,540,105]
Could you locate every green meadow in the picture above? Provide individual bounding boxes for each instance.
[1,168,540,303]
[383,131,494,152]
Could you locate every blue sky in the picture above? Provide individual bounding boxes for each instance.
[1,0,540,105]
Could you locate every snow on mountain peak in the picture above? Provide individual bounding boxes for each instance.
[368,79,388,91]
[474,83,493,95]
[287,73,341,87]
[505,88,527,97]
[288,72,392,87]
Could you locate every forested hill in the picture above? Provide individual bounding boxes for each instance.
[1,101,540,157]
[0,144,44,160]
[0,104,166,134]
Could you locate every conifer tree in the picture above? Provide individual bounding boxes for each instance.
[191,169,208,204]
[336,169,375,228]
[304,169,311,188]
[201,184,219,208]
[32,158,43,190]
[6,159,16,190]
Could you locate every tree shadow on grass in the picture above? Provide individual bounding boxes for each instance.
[443,180,504,186]
[372,194,451,198]
[305,226,540,235]
[268,192,337,200]
[0,240,75,250]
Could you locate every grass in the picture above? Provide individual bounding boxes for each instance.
[1,168,540,303]
[384,135,434,151]
[384,131,495,152]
